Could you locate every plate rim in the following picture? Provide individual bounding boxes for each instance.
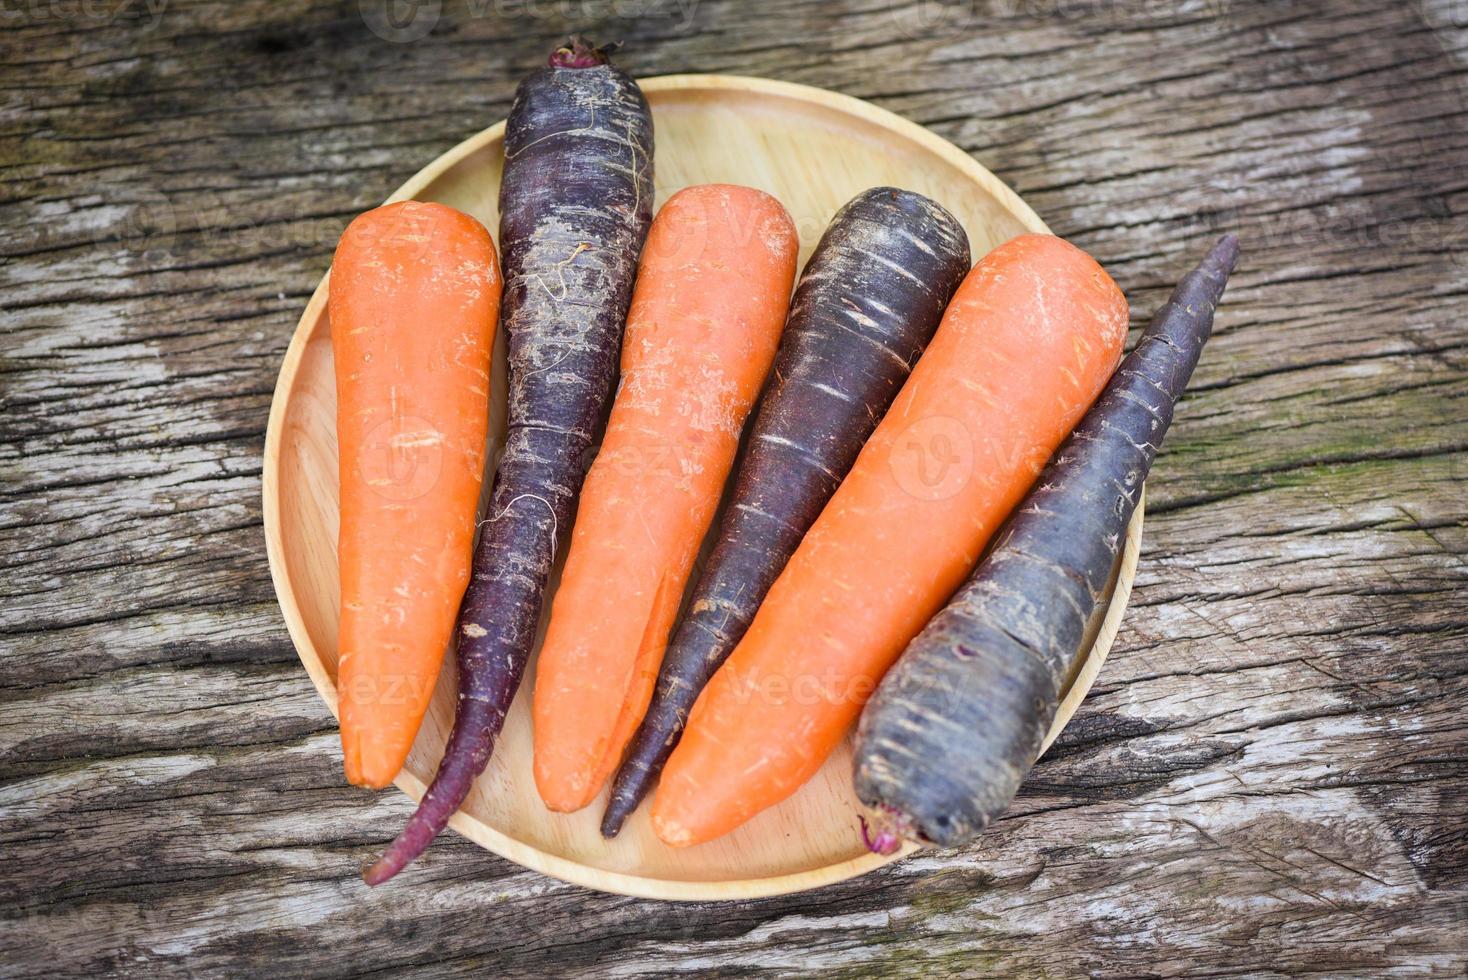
[261,72,1144,901]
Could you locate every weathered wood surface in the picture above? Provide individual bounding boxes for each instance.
[2,0,1465,975]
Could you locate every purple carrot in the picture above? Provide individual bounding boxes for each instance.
[601,188,971,838]
[853,235,1239,849]
[365,37,653,885]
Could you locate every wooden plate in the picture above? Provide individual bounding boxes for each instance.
[262,74,1144,900]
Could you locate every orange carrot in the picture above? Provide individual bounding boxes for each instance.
[650,233,1129,846]
[330,200,502,790]
[532,184,798,813]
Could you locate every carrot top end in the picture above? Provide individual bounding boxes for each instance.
[859,806,919,855]
[550,35,615,68]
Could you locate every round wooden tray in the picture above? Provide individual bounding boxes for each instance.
[262,74,1144,901]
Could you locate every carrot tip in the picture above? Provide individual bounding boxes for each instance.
[651,815,694,848]
[361,855,397,887]
[1208,233,1241,277]
[541,795,589,814]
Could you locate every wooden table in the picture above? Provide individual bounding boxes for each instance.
[4,1,1465,974]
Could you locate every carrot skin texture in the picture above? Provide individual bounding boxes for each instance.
[331,201,501,790]
[853,235,1239,849]
[532,185,799,814]
[601,188,970,837]
[650,234,1130,847]
[364,44,652,885]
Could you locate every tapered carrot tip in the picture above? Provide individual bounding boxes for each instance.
[362,847,409,887]
[362,857,392,887]
[650,812,696,848]
[649,764,747,847]
[1206,233,1241,277]
[343,749,398,789]
[535,762,598,814]
[342,701,411,789]
[341,720,403,789]
[341,683,429,789]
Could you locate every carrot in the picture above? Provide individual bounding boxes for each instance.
[650,233,1129,847]
[330,200,502,790]
[363,38,652,885]
[855,235,1239,851]
[531,184,799,813]
[601,187,971,837]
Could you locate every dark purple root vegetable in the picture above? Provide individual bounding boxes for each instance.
[600,188,971,838]
[364,39,653,885]
[852,234,1239,850]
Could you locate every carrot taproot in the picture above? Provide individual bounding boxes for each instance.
[854,235,1239,851]
[362,38,653,885]
[532,184,799,813]
[601,187,970,837]
[330,200,502,790]
[650,233,1129,847]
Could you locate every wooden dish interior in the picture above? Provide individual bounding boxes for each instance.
[263,75,1143,900]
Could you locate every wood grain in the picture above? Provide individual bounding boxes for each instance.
[2,0,1464,974]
